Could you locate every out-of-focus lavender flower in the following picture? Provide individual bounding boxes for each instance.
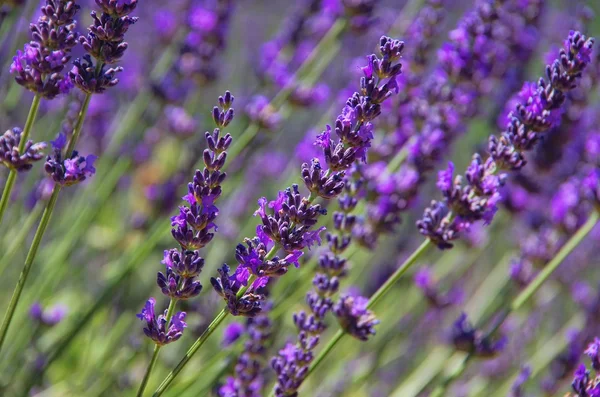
[245,95,282,131]
[44,133,97,186]
[29,302,67,327]
[418,31,595,250]
[450,313,506,358]
[509,366,531,397]
[177,0,234,83]
[70,0,138,93]
[0,128,47,172]
[10,0,80,98]
[222,322,244,347]
[414,267,463,309]
[219,311,273,396]
[333,295,378,341]
[136,298,187,346]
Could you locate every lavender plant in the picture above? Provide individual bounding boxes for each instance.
[1,2,600,396]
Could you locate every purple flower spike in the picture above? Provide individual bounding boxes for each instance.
[136,298,187,346]
[418,31,595,249]
[585,338,600,371]
[222,322,244,347]
[450,313,506,358]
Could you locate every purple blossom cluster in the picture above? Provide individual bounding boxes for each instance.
[10,0,79,98]
[70,0,139,93]
[44,133,97,186]
[0,128,47,172]
[418,30,595,250]
[569,338,600,396]
[137,91,234,345]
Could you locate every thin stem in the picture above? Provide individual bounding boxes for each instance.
[0,92,92,354]
[0,94,41,226]
[136,299,177,397]
[152,308,229,397]
[511,209,600,311]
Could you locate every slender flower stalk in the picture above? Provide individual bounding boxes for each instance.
[152,35,404,396]
[0,0,138,355]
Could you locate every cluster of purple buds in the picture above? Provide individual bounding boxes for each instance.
[219,311,273,397]
[44,133,97,186]
[332,295,378,341]
[157,249,204,300]
[569,338,600,396]
[413,267,463,309]
[450,313,506,358]
[136,298,187,346]
[70,0,138,93]
[0,128,46,172]
[418,31,595,250]
[10,0,79,98]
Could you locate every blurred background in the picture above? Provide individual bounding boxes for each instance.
[0,0,600,396]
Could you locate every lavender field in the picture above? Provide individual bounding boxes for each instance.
[1,0,600,396]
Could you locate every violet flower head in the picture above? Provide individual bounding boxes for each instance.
[585,338,600,372]
[157,249,204,300]
[418,31,595,250]
[332,295,378,341]
[211,264,264,317]
[0,127,47,172]
[70,0,138,93]
[10,0,80,98]
[44,133,97,186]
[136,298,187,346]
[414,267,462,309]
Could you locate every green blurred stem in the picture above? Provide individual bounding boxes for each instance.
[0,202,42,277]
[429,208,600,395]
[0,92,92,354]
[0,94,41,226]
[152,245,278,396]
[137,298,177,397]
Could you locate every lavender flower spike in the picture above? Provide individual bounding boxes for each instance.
[417,31,595,249]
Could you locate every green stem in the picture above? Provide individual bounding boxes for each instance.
[429,352,473,397]
[152,308,228,397]
[0,94,41,226]
[511,209,600,311]
[0,92,92,354]
[136,299,177,397]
